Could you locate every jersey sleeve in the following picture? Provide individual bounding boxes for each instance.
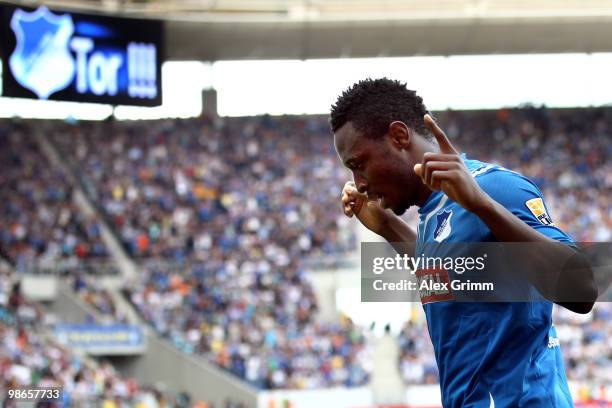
[476,168,573,243]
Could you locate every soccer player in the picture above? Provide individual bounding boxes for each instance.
[330,78,596,407]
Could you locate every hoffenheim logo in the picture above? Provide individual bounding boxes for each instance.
[9,6,76,99]
[434,209,453,242]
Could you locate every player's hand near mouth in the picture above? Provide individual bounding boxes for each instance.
[341,181,416,243]
[341,181,388,233]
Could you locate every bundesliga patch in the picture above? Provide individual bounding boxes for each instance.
[525,197,554,226]
[415,268,454,304]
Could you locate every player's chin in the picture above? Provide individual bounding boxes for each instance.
[382,195,407,215]
[391,203,408,215]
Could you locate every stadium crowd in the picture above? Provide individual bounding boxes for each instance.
[0,122,109,273]
[0,266,203,407]
[127,263,369,389]
[73,273,129,324]
[52,108,612,388]
[50,116,367,389]
[397,319,439,385]
[0,105,609,391]
[554,303,612,385]
[49,116,355,261]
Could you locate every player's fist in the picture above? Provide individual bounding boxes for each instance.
[341,181,394,235]
[414,114,488,213]
[341,181,365,217]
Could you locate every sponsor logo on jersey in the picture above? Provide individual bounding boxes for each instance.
[434,209,453,242]
[415,268,454,304]
[525,197,554,226]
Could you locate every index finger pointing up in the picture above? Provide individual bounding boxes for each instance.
[424,114,458,155]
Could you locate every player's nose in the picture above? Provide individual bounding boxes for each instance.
[353,174,368,194]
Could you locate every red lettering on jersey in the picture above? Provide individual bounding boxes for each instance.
[415,268,454,304]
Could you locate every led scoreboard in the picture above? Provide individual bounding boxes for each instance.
[0,4,163,106]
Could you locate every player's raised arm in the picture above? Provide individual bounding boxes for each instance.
[415,114,597,313]
[413,114,486,213]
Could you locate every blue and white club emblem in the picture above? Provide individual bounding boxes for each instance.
[9,6,76,99]
[433,209,453,242]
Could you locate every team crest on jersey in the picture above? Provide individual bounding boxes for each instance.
[525,198,554,226]
[434,209,453,242]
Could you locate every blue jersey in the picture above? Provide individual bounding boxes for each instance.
[415,156,574,408]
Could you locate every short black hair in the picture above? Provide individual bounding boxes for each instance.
[330,77,430,139]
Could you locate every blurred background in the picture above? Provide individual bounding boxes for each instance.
[0,1,610,407]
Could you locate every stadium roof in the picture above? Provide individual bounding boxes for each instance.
[7,0,612,60]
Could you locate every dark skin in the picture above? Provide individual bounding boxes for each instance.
[335,114,596,314]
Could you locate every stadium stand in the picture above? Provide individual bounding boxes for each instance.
[48,116,356,260]
[49,115,367,389]
[0,122,109,273]
[73,273,129,323]
[0,266,207,407]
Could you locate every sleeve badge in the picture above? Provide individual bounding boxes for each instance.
[525,197,554,226]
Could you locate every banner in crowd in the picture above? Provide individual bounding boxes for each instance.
[55,323,146,355]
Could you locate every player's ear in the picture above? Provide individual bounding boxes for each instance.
[388,121,411,151]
